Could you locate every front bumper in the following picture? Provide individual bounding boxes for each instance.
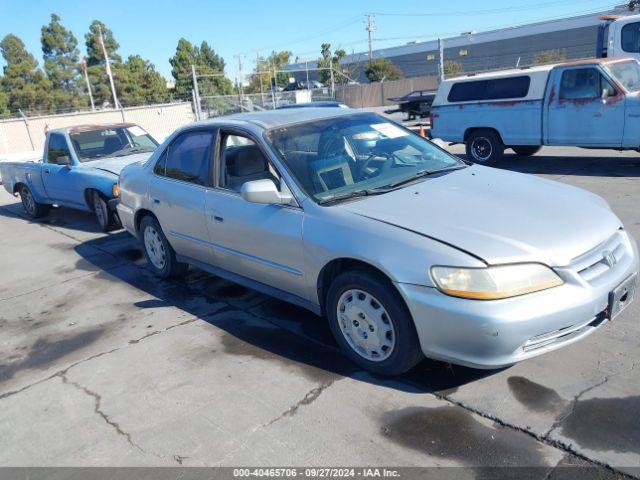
[116,202,137,238]
[396,232,639,369]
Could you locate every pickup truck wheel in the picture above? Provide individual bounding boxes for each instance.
[92,191,111,232]
[326,271,423,376]
[139,216,187,278]
[19,185,50,219]
[466,130,504,165]
[512,146,541,156]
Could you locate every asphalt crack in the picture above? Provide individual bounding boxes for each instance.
[261,380,335,429]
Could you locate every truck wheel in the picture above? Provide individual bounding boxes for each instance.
[92,191,112,232]
[139,215,187,279]
[19,185,50,219]
[512,146,541,156]
[326,270,423,376]
[466,129,504,165]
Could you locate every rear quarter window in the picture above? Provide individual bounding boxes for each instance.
[447,76,531,102]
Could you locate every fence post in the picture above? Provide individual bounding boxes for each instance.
[120,107,126,123]
[191,64,202,120]
[380,81,385,107]
[18,109,35,150]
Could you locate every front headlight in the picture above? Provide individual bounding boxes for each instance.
[430,264,563,300]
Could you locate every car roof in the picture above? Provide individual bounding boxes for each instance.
[195,107,362,130]
[50,123,137,134]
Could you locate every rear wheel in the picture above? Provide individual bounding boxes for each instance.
[326,270,423,376]
[139,215,187,278]
[512,145,541,156]
[19,185,50,218]
[465,129,504,165]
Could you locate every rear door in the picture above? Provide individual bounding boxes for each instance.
[546,66,624,146]
[149,128,216,263]
[41,133,85,206]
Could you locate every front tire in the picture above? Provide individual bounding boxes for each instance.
[139,215,187,278]
[465,129,504,165]
[92,191,112,232]
[512,145,541,156]
[19,185,50,219]
[326,271,423,376]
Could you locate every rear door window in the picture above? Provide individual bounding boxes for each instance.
[163,130,214,185]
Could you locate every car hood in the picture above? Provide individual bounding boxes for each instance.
[85,152,153,175]
[339,165,621,266]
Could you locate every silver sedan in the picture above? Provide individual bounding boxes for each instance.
[116,108,638,376]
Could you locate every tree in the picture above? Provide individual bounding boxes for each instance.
[443,60,463,76]
[170,38,233,97]
[84,20,121,66]
[317,43,352,85]
[116,55,170,105]
[41,13,86,111]
[364,58,403,83]
[0,84,9,116]
[0,34,53,113]
[533,49,566,65]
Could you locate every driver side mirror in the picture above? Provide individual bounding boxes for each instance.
[241,179,293,205]
[601,88,609,104]
[58,155,72,167]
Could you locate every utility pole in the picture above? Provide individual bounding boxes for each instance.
[98,25,120,109]
[235,54,244,111]
[257,52,266,106]
[191,64,202,121]
[438,38,445,83]
[365,13,376,65]
[81,57,95,111]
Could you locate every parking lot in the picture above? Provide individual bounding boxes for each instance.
[0,145,639,477]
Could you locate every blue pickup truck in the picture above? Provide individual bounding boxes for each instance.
[0,123,158,230]
[430,57,640,164]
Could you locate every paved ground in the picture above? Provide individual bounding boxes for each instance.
[0,145,639,477]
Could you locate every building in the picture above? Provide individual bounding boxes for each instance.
[284,5,632,83]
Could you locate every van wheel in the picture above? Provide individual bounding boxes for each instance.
[326,270,423,376]
[92,191,112,232]
[139,216,187,278]
[512,146,541,156]
[466,129,504,165]
[19,185,50,218]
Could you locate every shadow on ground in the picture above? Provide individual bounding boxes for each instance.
[75,231,501,395]
[0,201,103,233]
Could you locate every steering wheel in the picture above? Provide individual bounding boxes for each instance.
[357,152,396,180]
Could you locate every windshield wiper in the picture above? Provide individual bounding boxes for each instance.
[381,164,467,190]
[113,146,154,157]
[318,188,387,205]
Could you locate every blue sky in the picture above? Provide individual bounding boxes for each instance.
[0,0,622,80]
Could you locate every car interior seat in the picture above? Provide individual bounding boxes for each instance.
[225,145,276,192]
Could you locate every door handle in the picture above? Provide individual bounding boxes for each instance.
[213,215,224,222]
[44,169,50,174]
[153,198,160,204]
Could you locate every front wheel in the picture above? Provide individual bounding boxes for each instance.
[512,145,541,156]
[92,191,112,232]
[19,185,50,219]
[139,215,187,279]
[326,271,423,376]
[465,129,504,165]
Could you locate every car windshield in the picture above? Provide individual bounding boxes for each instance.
[69,125,158,162]
[606,60,640,92]
[265,113,464,204]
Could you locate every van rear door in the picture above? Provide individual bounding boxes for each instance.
[545,66,624,146]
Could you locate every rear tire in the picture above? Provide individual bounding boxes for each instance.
[326,270,423,376]
[465,129,504,165]
[19,185,50,219]
[92,191,112,232]
[139,215,187,279]
[512,145,541,156]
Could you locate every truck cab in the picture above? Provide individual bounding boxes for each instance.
[600,14,640,60]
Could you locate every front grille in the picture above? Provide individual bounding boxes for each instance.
[570,230,628,283]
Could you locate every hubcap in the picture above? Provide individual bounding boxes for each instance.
[471,137,492,162]
[337,289,395,362]
[21,188,35,214]
[144,226,167,270]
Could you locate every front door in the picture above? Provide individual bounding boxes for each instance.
[41,133,85,207]
[204,131,306,300]
[546,67,625,146]
[149,129,216,263]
